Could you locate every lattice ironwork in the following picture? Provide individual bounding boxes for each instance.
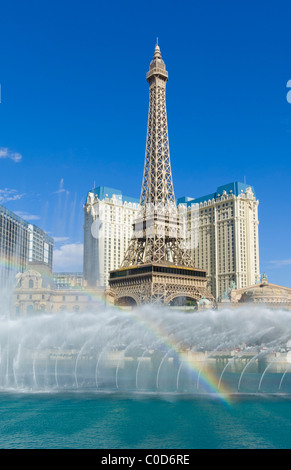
[121,42,193,268]
[109,41,213,306]
[110,273,212,306]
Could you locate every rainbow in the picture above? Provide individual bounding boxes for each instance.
[0,254,26,272]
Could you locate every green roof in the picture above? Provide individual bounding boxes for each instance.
[88,186,139,204]
[177,182,256,206]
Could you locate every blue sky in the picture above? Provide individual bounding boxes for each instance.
[0,0,291,284]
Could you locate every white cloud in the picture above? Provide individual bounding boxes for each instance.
[0,188,25,204]
[53,236,70,243]
[14,211,40,221]
[0,147,22,162]
[268,259,291,268]
[53,242,83,271]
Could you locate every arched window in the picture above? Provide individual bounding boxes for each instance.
[29,279,34,288]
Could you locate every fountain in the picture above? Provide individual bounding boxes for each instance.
[1,302,291,397]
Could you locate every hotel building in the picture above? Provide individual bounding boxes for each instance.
[83,186,139,287]
[177,182,260,299]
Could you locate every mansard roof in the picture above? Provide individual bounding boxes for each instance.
[177,181,256,207]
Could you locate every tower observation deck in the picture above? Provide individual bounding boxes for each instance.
[109,41,213,307]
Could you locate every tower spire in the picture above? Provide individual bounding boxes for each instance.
[140,41,174,207]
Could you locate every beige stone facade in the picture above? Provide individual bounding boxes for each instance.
[218,274,291,310]
[13,269,111,317]
[179,184,260,300]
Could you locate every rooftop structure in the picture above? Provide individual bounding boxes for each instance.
[177,182,256,206]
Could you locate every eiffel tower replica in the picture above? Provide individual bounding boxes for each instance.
[109,41,213,307]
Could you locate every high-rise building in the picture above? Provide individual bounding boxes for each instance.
[177,182,260,299]
[83,186,139,287]
[27,223,53,270]
[0,204,53,288]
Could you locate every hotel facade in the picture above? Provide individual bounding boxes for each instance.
[83,186,139,288]
[177,182,260,300]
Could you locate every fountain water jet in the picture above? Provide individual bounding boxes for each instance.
[258,351,280,393]
[0,305,291,396]
[75,338,93,389]
[196,343,226,391]
[237,349,270,392]
[279,363,291,391]
[116,340,139,390]
[135,339,162,391]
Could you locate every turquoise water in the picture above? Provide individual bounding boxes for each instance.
[1,392,291,449]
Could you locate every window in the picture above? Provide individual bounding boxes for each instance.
[29,279,34,288]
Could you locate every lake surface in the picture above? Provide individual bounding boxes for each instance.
[0,391,291,449]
